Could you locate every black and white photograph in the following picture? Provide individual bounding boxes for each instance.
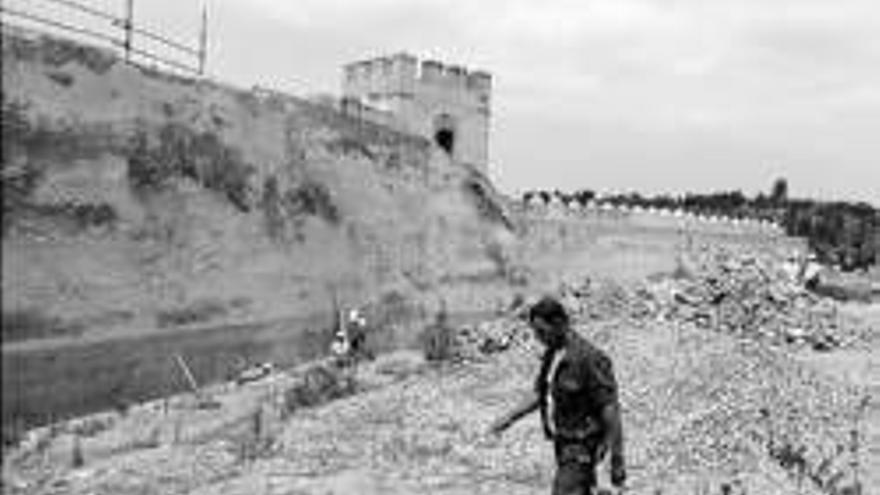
[1,0,878,493]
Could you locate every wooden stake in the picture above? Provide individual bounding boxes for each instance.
[174,354,200,393]
[71,433,84,468]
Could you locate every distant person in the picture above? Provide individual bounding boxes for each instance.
[331,308,373,367]
[346,308,373,361]
[489,296,626,495]
[800,253,823,290]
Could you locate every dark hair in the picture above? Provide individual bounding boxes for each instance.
[528,296,569,328]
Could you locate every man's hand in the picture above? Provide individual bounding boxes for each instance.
[610,454,626,489]
[487,416,511,437]
[487,393,540,438]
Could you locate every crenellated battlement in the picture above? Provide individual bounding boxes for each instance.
[341,53,492,174]
[418,59,491,91]
[343,53,491,105]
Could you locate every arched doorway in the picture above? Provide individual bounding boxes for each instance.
[432,113,457,157]
[435,128,454,154]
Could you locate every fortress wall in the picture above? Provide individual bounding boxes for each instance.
[338,96,400,129]
[514,203,802,257]
[343,53,419,100]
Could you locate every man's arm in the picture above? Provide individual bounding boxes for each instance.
[489,391,540,435]
[600,400,626,487]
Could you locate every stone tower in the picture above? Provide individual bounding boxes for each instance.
[341,53,492,175]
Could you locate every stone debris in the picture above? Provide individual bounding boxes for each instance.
[451,319,534,360]
[548,245,870,353]
[658,246,872,351]
[235,362,276,385]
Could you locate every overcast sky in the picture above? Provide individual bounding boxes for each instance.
[10,0,879,203]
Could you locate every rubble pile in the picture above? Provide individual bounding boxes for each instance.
[656,247,864,351]
[561,279,658,322]
[549,245,867,352]
[434,241,866,364]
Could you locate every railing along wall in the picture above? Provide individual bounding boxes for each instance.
[1,0,207,76]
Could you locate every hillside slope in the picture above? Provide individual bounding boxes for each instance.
[2,26,516,342]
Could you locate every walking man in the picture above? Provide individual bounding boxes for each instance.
[489,296,626,494]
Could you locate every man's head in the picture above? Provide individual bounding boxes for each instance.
[528,296,570,349]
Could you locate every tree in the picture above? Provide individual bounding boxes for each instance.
[771,178,788,204]
[574,189,595,206]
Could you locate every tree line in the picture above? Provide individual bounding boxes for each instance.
[520,179,878,271]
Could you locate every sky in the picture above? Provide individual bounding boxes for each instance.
[7,0,879,203]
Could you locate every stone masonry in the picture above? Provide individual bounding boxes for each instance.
[342,53,491,175]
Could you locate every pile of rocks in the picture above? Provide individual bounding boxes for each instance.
[654,247,855,350]
[539,245,865,353]
[545,278,659,323]
[448,318,536,361]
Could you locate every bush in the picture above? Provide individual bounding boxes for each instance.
[70,416,115,438]
[282,364,356,413]
[1,417,27,449]
[27,202,118,231]
[326,135,375,160]
[2,102,44,231]
[157,299,229,328]
[2,309,85,343]
[127,124,255,212]
[261,175,284,240]
[261,176,342,241]
[463,177,514,231]
[370,290,415,329]
[420,305,456,362]
[421,323,455,362]
[282,181,341,225]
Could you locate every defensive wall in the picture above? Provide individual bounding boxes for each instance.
[510,199,804,256]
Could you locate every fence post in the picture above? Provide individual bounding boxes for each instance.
[198,2,207,75]
[123,0,133,62]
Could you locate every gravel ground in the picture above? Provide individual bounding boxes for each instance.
[4,246,876,495]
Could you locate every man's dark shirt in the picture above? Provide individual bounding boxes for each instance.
[534,332,619,442]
